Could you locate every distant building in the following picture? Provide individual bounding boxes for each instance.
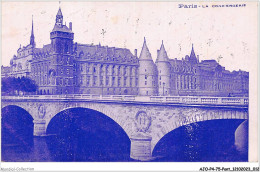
[1,7,249,97]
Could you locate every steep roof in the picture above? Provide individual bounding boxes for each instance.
[156,40,169,62]
[139,37,153,61]
[34,44,52,54]
[75,43,138,64]
[57,7,63,16]
[52,24,73,33]
[30,16,35,46]
[31,16,34,37]
[190,44,196,59]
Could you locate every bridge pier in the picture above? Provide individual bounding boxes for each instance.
[33,119,46,136]
[130,134,152,161]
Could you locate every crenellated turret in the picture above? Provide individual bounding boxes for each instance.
[156,40,171,95]
[138,37,158,96]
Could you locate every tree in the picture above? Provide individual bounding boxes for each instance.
[1,77,38,95]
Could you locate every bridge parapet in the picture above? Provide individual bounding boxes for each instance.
[2,95,248,106]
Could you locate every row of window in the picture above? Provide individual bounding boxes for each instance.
[78,75,138,87]
[78,52,137,63]
[76,63,138,76]
[31,62,51,74]
[159,67,197,74]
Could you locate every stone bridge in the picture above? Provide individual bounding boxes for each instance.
[1,94,249,161]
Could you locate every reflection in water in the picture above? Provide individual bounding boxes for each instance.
[2,107,248,162]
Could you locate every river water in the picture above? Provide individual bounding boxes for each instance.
[2,107,247,162]
[2,119,247,162]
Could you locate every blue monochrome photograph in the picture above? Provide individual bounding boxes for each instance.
[1,2,255,163]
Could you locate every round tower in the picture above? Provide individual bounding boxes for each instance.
[138,37,158,96]
[156,41,171,96]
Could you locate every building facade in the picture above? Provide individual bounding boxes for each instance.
[1,8,249,97]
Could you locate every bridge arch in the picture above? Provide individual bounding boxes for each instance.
[1,105,34,145]
[152,118,247,161]
[1,104,36,120]
[45,107,131,161]
[151,109,248,152]
[45,105,133,139]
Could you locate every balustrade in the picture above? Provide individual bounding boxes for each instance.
[1,95,248,106]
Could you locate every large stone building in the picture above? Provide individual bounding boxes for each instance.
[1,8,249,97]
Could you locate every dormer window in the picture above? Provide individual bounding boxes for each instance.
[79,51,84,58]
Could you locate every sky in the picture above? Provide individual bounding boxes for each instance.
[1,1,258,71]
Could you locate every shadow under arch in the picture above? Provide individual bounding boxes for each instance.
[1,105,34,161]
[152,119,247,162]
[1,105,34,144]
[45,107,131,162]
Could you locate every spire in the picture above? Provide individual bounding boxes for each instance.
[156,40,169,62]
[30,15,35,47]
[31,15,34,36]
[57,7,63,16]
[139,37,153,61]
[190,43,196,59]
[160,40,165,50]
[189,44,198,64]
[56,7,63,27]
[57,0,62,16]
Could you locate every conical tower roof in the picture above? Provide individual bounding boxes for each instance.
[139,37,153,61]
[156,40,169,62]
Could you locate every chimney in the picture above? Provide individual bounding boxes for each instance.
[134,49,137,57]
[69,22,72,30]
[197,55,199,62]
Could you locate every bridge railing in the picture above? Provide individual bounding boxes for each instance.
[1,94,248,106]
[149,96,248,105]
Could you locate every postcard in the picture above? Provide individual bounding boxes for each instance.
[1,1,258,171]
